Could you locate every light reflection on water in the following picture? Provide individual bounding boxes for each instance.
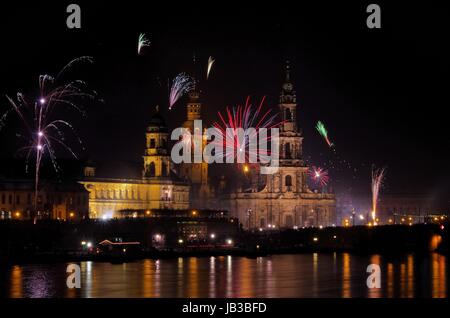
[3,253,448,298]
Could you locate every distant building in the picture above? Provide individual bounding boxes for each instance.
[344,193,445,225]
[79,108,190,219]
[97,239,141,255]
[79,211,239,250]
[227,62,337,229]
[0,179,89,220]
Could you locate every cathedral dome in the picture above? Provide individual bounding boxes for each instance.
[147,107,168,133]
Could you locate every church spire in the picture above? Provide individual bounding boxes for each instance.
[280,60,296,104]
[192,52,197,91]
[189,52,200,101]
[285,60,291,82]
[279,61,298,133]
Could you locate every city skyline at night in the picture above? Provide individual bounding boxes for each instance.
[0,2,448,204]
[0,1,449,306]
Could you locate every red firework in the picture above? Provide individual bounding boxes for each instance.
[308,166,330,187]
[212,96,283,165]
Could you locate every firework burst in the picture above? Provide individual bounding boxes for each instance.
[137,33,151,55]
[371,166,386,223]
[168,73,194,110]
[316,120,333,147]
[0,56,98,221]
[212,96,283,166]
[207,56,215,80]
[308,166,330,188]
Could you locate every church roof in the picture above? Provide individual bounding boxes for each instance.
[147,107,168,133]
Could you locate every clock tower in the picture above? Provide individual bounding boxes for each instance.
[279,60,298,133]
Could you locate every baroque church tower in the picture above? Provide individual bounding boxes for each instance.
[143,106,171,179]
[229,61,336,229]
[179,55,210,206]
[265,61,309,194]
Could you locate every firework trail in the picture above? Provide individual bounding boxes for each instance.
[316,121,333,147]
[308,166,330,188]
[169,73,194,110]
[371,166,386,223]
[212,96,283,165]
[207,56,215,80]
[137,33,151,55]
[0,57,98,222]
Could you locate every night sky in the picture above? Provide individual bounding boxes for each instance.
[0,1,449,205]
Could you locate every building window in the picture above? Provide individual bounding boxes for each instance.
[285,175,292,187]
[285,143,291,159]
[150,139,156,149]
[1,194,5,204]
[148,162,155,177]
[16,195,20,204]
[9,195,12,204]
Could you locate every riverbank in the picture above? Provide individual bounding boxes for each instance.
[0,220,448,265]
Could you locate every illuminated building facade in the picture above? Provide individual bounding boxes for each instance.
[79,108,190,219]
[229,63,336,229]
[0,179,89,220]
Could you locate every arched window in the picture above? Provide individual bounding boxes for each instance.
[285,143,291,159]
[285,175,292,187]
[284,108,292,121]
[148,162,155,177]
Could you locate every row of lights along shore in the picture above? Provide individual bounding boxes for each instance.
[8,211,76,220]
[342,214,447,228]
[176,234,233,246]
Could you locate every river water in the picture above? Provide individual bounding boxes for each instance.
[2,253,448,298]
